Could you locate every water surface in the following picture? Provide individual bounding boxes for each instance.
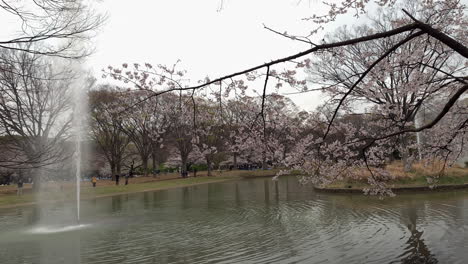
[1,176,467,263]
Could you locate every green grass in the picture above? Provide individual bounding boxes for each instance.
[0,193,35,207]
[0,176,237,208]
[233,169,300,178]
[81,176,236,196]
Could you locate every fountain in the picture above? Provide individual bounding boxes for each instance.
[70,70,89,225]
[25,69,90,233]
[73,85,84,223]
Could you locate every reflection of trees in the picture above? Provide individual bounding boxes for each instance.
[152,190,168,208]
[111,195,122,212]
[143,192,149,209]
[274,180,279,202]
[234,183,243,207]
[28,204,41,225]
[264,179,270,205]
[182,187,190,209]
[400,208,438,264]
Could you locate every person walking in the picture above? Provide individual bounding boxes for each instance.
[91,176,97,187]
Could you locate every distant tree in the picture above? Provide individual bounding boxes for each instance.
[148,94,173,172]
[192,100,227,176]
[120,91,172,175]
[166,95,195,176]
[89,86,129,178]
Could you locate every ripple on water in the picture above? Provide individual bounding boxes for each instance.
[2,177,468,264]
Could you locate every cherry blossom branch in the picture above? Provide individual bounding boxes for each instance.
[263,24,317,46]
[322,30,424,140]
[109,23,420,111]
[261,66,270,146]
[402,9,468,58]
[366,84,467,145]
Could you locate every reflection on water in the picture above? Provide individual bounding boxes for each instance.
[398,207,438,264]
[1,176,468,263]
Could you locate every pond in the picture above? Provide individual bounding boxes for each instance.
[0,176,467,263]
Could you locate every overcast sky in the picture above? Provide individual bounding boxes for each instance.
[87,0,360,110]
[2,1,467,110]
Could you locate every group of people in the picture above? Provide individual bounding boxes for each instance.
[114,163,134,186]
[89,163,135,187]
[181,168,197,178]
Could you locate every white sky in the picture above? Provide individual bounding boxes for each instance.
[87,0,358,111]
[0,0,364,111]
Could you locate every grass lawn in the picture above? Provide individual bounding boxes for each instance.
[0,168,292,208]
[0,175,239,208]
[80,176,238,197]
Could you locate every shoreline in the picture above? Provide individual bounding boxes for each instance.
[314,183,468,193]
[0,176,239,210]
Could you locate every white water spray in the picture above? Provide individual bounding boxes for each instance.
[75,123,81,223]
[72,76,87,223]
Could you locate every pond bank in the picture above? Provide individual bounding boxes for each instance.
[0,176,239,209]
[316,165,468,194]
[314,183,468,193]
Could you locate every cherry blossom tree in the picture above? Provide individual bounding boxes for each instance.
[309,1,467,172]
[119,91,172,175]
[222,97,259,168]
[166,94,196,176]
[192,100,228,176]
[148,94,173,172]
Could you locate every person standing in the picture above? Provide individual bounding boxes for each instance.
[91,176,97,187]
[115,174,120,185]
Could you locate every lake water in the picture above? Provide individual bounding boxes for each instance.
[0,176,467,263]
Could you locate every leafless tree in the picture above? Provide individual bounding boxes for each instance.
[0,47,73,189]
[0,0,104,58]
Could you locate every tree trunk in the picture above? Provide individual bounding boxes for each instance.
[400,135,413,172]
[110,162,117,181]
[206,156,212,176]
[32,169,41,192]
[152,152,157,166]
[233,152,238,169]
[142,155,149,176]
[117,163,122,176]
[151,151,159,177]
[181,154,188,177]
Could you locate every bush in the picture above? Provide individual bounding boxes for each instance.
[190,164,208,171]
